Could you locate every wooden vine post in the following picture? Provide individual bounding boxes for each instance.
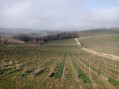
[89,61,91,79]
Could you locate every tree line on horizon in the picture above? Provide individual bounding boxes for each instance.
[0,31,79,45]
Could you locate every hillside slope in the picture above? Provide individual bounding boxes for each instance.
[78,34,119,56]
[78,28,119,37]
[0,28,47,37]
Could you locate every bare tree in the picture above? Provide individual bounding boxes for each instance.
[13,34,34,42]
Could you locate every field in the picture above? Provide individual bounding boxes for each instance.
[0,38,119,89]
[78,34,119,56]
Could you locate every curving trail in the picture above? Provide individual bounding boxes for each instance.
[75,38,81,46]
[75,38,119,61]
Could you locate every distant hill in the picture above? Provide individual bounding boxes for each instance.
[1,27,119,38]
[0,28,47,37]
[78,28,119,37]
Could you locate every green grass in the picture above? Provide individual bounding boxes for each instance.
[108,78,119,86]
[54,54,66,79]
[45,38,77,45]
[0,75,15,89]
[67,63,72,80]
[71,55,90,83]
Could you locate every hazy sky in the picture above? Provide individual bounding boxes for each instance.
[0,0,119,30]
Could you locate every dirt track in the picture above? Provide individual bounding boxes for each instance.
[75,38,81,45]
[75,38,119,61]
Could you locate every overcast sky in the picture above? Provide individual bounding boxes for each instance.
[0,0,119,30]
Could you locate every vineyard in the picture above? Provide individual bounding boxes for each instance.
[0,38,119,89]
